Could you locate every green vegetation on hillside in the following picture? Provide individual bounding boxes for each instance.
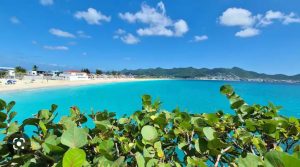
[121,67,300,81]
[0,85,299,166]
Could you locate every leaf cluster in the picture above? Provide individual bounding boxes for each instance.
[0,85,299,167]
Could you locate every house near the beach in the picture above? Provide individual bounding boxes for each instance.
[28,70,47,76]
[49,70,63,77]
[60,70,89,81]
[0,67,15,78]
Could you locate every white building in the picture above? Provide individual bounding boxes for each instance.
[29,71,38,76]
[0,67,15,78]
[60,71,89,81]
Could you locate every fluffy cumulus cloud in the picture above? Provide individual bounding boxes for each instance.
[120,33,140,44]
[43,45,69,51]
[192,35,208,42]
[235,28,260,38]
[114,29,140,45]
[49,28,76,38]
[219,8,256,27]
[119,1,188,37]
[74,8,111,25]
[10,16,21,24]
[219,8,300,38]
[40,0,53,6]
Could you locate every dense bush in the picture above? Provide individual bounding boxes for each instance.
[0,85,299,167]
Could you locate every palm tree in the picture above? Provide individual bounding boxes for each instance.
[96,69,103,75]
[81,68,91,74]
[15,66,27,74]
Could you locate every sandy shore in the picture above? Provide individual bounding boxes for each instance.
[0,78,157,93]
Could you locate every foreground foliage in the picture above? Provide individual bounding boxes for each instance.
[0,85,299,167]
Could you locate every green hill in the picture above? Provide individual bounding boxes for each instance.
[121,67,300,82]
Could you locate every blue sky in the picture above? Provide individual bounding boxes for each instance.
[0,0,300,75]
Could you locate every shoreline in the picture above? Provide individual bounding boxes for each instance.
[1,78,299,94]
[0,78,162,93]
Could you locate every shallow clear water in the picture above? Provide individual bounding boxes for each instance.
[1,80,300,124]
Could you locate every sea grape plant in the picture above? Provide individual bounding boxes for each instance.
[0,85,299,167]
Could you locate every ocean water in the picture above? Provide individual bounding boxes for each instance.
[1,80,300,125]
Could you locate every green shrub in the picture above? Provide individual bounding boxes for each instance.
[0,85,299,166]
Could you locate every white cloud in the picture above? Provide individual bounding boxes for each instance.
[235,28,260,37]
[119,2,189,37]
[219,8,300,38]
[114,29,140,44]
[174,19,189,36]
[10,16,21,24]
[49,28,76,38]
[259,10,300,26]
[44,45,69,51]
[192,35,208,42]
[219,8,256,27]
[40,0,53,6]
[121,33,140,44]
[74,8,111,25]
[283,13,300,24]
[77,30,92,38]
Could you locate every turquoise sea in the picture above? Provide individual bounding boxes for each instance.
[1,80,300,125]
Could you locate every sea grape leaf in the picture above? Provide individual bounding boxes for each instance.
[44,143,65,154]
[8,111,17,122]
[62,148,86,167]
[42,135,61,154]
[98,139,114,151]
[144,146,155,158]
[154,141,165,158]
[265,151,300,167]
[187,156,206,167]
[7,122,19,134]
[0,112,7,122]
[203,127,215,141]
[22,118,40,126]
[39,121,47,136]
[51,104,58,113]
[119,118,130,124]
[0,122,7,129]
[61,125,88,148]
[30,139,41,151]
[135,152,145,167]
[146,159,159,167]
[237,153,262,167]
[203,113,219,125]
[6,101,16,113]
[38,109,51,120]
[0,99,6,111]
[220,85,234,95]
[112,156,126,167]
[141,125,158,142]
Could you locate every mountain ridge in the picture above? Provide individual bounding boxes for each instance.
[121,67,300,82]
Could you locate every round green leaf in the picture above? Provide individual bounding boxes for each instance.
[61,125,88,148]
[141,125,158,142]
[203,127,215,141]
[63,148,86,167]
[237,154,262,167]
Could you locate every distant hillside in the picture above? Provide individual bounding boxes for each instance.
[121,67,300,82]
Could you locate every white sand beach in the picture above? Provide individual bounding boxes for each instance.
[0,78,155,93]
